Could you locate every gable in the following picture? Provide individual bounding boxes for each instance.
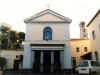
[32,13,64,22]
[24,9,72,23]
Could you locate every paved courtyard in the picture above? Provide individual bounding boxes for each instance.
[3,72,78,75]
[3,70,78,75]
[4,73,78,75]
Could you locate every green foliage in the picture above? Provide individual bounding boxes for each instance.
[0,23,11,33]
[17,32,25,43]
[0,23,25,49]
[0,57,7,70]
[1,38,8,49]
[14,43,21,49]
[10,30,18,44]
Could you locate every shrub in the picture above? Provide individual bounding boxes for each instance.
[0,57,7,70]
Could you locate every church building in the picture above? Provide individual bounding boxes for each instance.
[1,9,99,72]
[23,9,72,73]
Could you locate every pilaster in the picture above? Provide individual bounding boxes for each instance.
[64,45,72,69]
[31,51,34,68]
[40,51,43,72]
[23,44,32,69]
[51,51,54,72]
[60,51,64,69]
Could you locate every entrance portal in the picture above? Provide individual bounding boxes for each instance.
[43,51,51,73]
[33,50,62,73]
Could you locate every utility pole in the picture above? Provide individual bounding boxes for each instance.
[0,32,1,56]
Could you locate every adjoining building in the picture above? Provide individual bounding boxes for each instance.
[87,9,100,61]
[70,21,91,70]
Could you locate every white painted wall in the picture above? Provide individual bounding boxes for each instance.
[23,10,72,69]
[25,23,70,41]
[0,50,23,69]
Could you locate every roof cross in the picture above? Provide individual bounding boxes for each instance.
[47,4,50,9]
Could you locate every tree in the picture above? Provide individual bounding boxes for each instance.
[17,32,25,43]
[0,23,12,49]
[0,57,6,70]
[0,23,11,33]
[9,30,18,49]
[0,23,25,49]
[1,38,8,49]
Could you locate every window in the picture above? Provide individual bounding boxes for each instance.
[92,31,96,40]
[79,61,89,67]
[43,27,52,40]
[84,47,87,52]
[95,51,99,61]
[91,61,96,66]
[83,29,85,33]
[76,47,79,52]
[4,55,10,61]
[99,24,100,29]
[90,61,99,66]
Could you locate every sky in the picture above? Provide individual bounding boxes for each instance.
[0,0,100,38]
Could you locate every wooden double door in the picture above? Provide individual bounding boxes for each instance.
[33,51,61,73]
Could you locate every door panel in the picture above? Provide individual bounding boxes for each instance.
[43,51,51,73]
[33,51,41,73]
[54,51,61,73]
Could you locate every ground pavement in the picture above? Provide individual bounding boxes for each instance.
[4,73,78,75]
[3,70,78,75]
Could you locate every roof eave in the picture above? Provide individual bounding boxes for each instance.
[86,9,100,27]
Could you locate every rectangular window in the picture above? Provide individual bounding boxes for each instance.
[76,47,79,52]
[84,47,87,52]
[92,31,96,40]
[79,61,89,67]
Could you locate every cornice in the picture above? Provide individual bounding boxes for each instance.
[24,21,71,24]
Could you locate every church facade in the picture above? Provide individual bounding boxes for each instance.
[23,9,72,73]
[1,9,100,72]
[0,9,91,71]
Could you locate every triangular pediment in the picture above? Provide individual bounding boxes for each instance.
[31,13,65,21]
[24,9,72,23]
